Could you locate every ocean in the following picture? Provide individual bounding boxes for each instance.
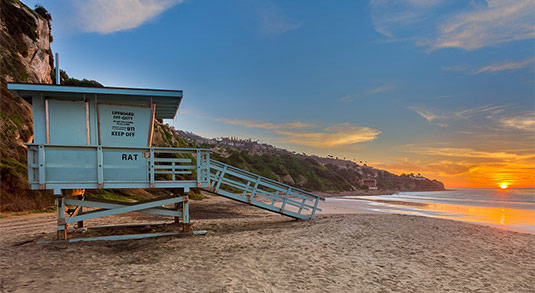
[328,188,535,234]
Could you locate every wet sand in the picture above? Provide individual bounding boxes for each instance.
[1,195,534,292]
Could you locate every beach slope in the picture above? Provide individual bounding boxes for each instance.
[1,195,533,292]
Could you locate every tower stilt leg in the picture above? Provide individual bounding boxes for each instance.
[55,189,67,240]
[182,192,190,233]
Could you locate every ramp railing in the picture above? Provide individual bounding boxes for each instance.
[206,160,324,220]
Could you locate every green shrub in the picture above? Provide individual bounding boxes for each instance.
[34,4,51,22]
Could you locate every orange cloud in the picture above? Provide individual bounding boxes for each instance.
[426,161,475,177]
[376,159,534,189]
[376,145,535,188]
[401,146,535,161]
[276,123,381,149]
[216,118,382,149]
[215,118,313,130]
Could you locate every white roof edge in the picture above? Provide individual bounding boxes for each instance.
[7,83,182,98]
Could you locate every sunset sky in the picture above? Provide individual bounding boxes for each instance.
[26,0,534,188]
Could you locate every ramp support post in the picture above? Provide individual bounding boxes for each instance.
[182,189,190,233]
[173,201,181,224]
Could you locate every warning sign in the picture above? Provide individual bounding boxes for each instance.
[111,111,136,137]
[98,104,151,147]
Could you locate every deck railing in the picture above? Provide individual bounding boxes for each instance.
[26,144,211,191]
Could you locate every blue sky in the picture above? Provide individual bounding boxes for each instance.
[26,0,534,188]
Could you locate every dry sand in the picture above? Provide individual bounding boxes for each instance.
[1,195,534,292]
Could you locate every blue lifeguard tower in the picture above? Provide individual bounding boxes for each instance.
[8,82,324,241]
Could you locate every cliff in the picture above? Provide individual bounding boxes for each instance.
[0,0,54,211]
[0,0,53,83]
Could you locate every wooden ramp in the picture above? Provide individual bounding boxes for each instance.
[204,160,324,220]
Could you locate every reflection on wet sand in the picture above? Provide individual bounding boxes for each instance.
[345,196,535,234]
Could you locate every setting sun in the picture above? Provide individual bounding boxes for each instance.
[499,183,509,190]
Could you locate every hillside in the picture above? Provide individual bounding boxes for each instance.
[175,132,445,192]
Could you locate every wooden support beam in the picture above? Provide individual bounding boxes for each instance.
[64,197,185,219]
[64,196,185,224]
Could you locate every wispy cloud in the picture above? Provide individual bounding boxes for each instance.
[408,106,444,122]
[430,0,535,51]
[369,0,443,38]
[441,64,469,72]
[215,118,312,130]
[339,83,396,102]
[339,95,355,103]
[276,123,381,148]
[368,84,396,94]
[473,57,535,74]
[409,104,519,128]
[499,111,535,131]
[442,57,535,75]
[256,1,301,35]
[74,0,183,34]
[454,104,508,119]
[370,0,535,51]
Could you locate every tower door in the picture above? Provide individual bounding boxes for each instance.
[47,99,89,145]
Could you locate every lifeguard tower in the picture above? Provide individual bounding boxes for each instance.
[8,82,324,242]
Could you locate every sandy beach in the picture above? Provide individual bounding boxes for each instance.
[1,194,534,292]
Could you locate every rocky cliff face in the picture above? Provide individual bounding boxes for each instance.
[18,14,52,83]
[1,0,54,211]
[0,0,53,83]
